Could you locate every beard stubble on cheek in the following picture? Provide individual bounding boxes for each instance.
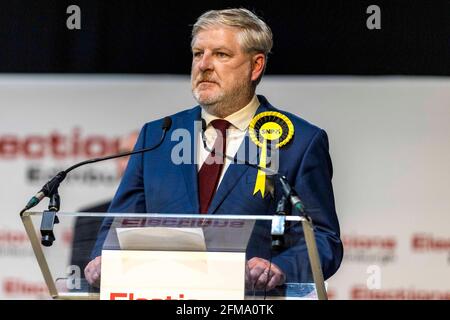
[192,71,223,106]
[196,79,252,117]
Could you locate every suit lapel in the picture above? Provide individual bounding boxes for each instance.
[207,133,256,214]
[208,99,272,214]
[179,107,201,213]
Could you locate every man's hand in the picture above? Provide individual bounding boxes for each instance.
[246,257,286,291]
[84,256,102,287]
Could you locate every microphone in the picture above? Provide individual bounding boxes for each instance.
[200,118,305,214]
[20,116,172,214]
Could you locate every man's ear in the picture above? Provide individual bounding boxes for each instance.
[251,53,266,82]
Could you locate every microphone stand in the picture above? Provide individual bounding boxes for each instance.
[20,117,172,247]
[271,195,288,252]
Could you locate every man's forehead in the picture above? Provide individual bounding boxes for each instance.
[192,26,241,49]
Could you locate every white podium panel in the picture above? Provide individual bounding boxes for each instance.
[100,250,246,300]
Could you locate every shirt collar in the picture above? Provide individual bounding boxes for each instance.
[201,95,260,132]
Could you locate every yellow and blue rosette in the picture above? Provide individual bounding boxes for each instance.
[249,111,294,198]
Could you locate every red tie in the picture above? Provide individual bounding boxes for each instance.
[198,119,231,214]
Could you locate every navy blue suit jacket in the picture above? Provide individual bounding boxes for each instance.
[93,95,343,282]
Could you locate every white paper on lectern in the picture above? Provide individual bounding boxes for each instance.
[116,227,207,251]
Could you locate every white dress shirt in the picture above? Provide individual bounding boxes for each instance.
[197,95,260,188]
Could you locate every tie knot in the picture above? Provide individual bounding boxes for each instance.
[210,119,231,136]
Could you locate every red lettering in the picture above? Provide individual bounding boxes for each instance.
[109,292,187,300]
[23,136,46,159]
[4,280,13,294]
[350,286,364,299]
[84,136,108,158]
[110,292,128,300]
[0,136,19,159]
[213,220,227,227]
[146,218,162,226]
[177,219,193,227]
[121,218,144,227]
[412,234,425,250]
[162,218,178,227]
[412,233,450,251]
[177,218,195,227]
[197,219,212,227]
[3,279,48,296]
[435,239,450,249]
[343,235,397,250]
[230,221,245,228]
[62,229,73,245]
[0,229,29,244]
[0,129,121,160]
[72,127,81,157]
[384,238,396,249]
[50,132,67,158]
[110,138,120,154]
[351,285,450,300]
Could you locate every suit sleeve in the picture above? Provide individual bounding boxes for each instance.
[271,129,343,282]
[90,124,148,258]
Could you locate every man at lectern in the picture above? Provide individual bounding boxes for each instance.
[85,8,343,290]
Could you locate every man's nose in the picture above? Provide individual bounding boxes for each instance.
[198,52,213,72]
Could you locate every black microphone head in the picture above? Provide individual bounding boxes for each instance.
[162,117,172,131]
[201,118,207,132]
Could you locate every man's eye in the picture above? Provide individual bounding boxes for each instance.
[217,52,228,57]
[193,52,203,57]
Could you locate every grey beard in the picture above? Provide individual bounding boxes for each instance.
[193,84,254,118]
